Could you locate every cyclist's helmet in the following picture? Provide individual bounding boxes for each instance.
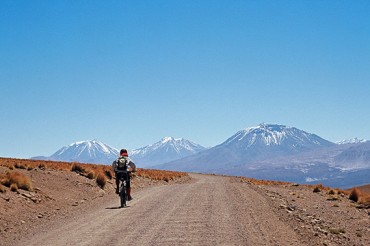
[120,149,128,156]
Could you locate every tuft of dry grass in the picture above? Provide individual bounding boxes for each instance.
[10,183,18,192]
[96,172,106,189]
[329,228,346,235]
[15,162,27,169]
[0,171,33,191]
[359,194,370,205]
[0,157,189,191]
[0,184,5,193]
[71,163,86,173]
[135,168,188,181]
[349,188,361,202]
[239,176,291,186]
[328,189,336,195]
[313,184,325,193]
[87,170,96,179]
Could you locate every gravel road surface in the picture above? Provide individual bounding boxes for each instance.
[22,174,304,246]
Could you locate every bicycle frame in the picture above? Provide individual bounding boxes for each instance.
[117,170,130,208]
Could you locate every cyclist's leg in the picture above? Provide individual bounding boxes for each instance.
[125,173,132,200]
[115,172,121,194]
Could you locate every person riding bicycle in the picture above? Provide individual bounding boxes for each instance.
[112,149,137,200]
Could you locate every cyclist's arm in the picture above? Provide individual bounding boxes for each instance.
[112,160,117,172]
[128,161,136,172]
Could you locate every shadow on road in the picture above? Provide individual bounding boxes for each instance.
[105,206,131,210]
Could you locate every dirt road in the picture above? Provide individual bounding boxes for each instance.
[21,174,304,246]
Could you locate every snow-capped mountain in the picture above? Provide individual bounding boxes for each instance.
[156,124,370,188]
[157,124,335,172]
[129,137,206,167]
[222,123,333,152]
[336,137,368,145]
[32,140,119,165]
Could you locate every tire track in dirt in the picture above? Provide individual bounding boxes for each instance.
[21,174,304,246]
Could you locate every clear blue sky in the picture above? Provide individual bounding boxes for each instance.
[1,1,370,158]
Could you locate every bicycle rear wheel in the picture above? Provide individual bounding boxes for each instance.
[120,185,126,208]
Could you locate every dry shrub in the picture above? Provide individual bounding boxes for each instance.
[0,158,188,187]
[100,165,113,180]
[136,168,188,182]
[38,163,46,169]
[329,228,346,235]
[87,170,95,179]
[328,189,336,195]
[71,163,85,173]
[96,172,106,189]
[359,194,370,205]
[349,188,361,202]
[0,184,5,193]
[10,183,18,192]
[240,177,290,186]
[104,169,113,180]
[313,186,321,193]
[2,171,33,191]
[313,184,325,193]
[15,162,27,169]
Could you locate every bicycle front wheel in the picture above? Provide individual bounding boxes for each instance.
[120,186,126,208]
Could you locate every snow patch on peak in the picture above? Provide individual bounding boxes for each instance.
[162,137,174,143]
[336,138,368,145]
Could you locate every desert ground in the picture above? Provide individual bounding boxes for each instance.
[1,158,369,246]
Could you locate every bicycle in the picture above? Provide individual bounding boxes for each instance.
[117,170,131,208]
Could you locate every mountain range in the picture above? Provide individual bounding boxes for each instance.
[155,124,334,171]
[129,137,206,167]
[155,124,370,188]
[32,140,119,165]
[31,123,370,188]
[32,137,206,166]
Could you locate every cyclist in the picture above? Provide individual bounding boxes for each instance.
[112,149,137,200]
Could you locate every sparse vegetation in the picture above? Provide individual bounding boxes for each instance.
[349,188,361,202]
[0,158,189,185]
[136,168,188,182]
[87,170,96,179]
[329,228,346,235]
[0,184,5,193]
[313,184,325,193]
[104,169,113,180]
[71,163,86,173]
[10,183,18,192]
[15,162,27,169]
[0,171,33,191]
[359,194,370,206]
[239,176,291,186]
[38,163,46,169]
[96,172,106,189]
[328,189,336,195]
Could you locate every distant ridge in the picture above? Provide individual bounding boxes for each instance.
[31,140,119,165]
[130,137,206,167]
[336,137,368,145]
[153,123,370,188]
[157,123,335,172]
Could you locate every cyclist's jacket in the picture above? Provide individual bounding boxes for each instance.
[112,156,137,173]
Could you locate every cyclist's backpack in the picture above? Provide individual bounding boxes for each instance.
[116,157,128,171]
